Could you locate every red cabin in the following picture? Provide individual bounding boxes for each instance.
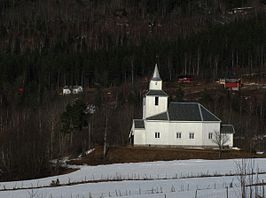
[224,79,241,91]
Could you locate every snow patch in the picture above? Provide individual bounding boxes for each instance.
[1,158,266,198]
[78,148,95,158]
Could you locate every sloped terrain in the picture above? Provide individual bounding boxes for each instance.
[68,146,263,165]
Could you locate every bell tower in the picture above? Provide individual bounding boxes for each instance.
[143,64,168,119]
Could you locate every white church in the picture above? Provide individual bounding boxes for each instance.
[129,65,234,148]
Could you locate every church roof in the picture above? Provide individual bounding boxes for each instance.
[151,64,161,81]
[134,119,145,129]
[169,102,201,121]
[146,102,221,122]
[146,112,168,120]
[169,102,220,121]
[221,124,235,134]
[200,105,221,121]
[146,90,168,96]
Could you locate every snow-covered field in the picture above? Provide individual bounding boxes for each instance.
[1,158,266,198]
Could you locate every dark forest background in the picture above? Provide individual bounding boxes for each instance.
[1,0,266,180]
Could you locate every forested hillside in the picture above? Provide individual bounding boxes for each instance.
[1,0,266,180]
[1,0,266,90]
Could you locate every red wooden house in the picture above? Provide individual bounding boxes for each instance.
[222,79,241,91]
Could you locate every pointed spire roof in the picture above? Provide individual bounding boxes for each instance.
[151,64,161,81]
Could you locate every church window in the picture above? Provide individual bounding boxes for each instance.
[189,133,194,139]
[155,132,160,138]
[155,97,159,106]
[208,133,213,139]
[176,132,181,139]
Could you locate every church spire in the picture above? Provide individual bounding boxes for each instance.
[149,64,162,90]
[151,64,161,81]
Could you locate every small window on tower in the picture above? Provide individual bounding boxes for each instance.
[155,97,159,106]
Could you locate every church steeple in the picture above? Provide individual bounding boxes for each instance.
[149,64,162,90]
[143,64,168,119]
[151,64,161,81]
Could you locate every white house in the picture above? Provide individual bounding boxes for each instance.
[129,65,234,148]
[62,86,83,95]
[63,86,71,95]
[72,86,83,94]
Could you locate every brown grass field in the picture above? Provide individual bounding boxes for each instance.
[68,145,266,166]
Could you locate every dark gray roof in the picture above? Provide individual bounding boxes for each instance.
[200,105,221,121]
[146,90,168,96]
[168,102,202,121]
[134,119,145,129]
[146,112,168,120]
[146,102,221,122]
[168,102,220,121]
[221,124,235,134]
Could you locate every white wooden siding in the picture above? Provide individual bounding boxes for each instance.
[144,96,168,118]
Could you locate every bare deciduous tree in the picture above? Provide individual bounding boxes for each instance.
[212,130,230,158]
[235,158,258,198]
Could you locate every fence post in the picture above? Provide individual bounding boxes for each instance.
[226,186,229,198]
[263,179,265,198]
[195,189,198,198]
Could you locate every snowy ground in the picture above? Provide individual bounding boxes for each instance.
[1,158,266,198]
